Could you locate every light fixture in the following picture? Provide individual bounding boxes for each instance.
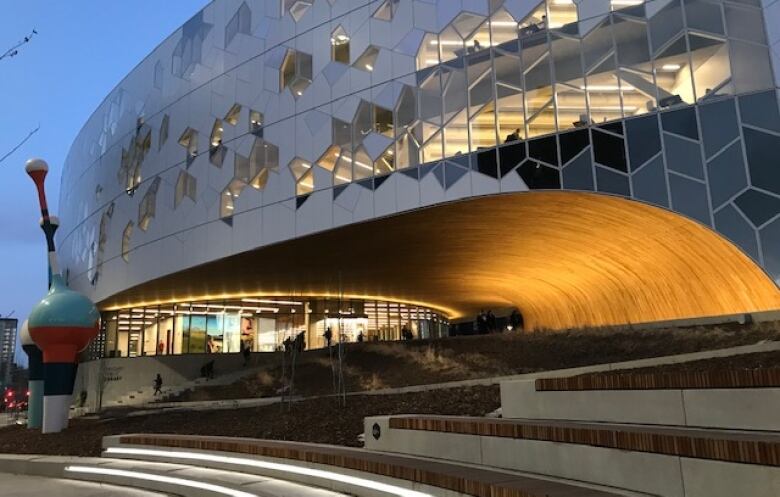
[103,448,434,497]
[661,63,681,71]
[334,152,372,171]
[365,64,373,71]
[64,466,255,497]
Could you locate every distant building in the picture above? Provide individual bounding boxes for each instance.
[0,318,17,386]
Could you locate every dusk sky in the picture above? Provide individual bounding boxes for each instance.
[0,0,209,365]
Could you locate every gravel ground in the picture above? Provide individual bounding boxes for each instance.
[0,386,499,457]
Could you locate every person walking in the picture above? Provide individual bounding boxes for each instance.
[324,327,333,348]
[153,373,163,396]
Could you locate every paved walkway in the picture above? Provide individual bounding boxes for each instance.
[0,473,164,496]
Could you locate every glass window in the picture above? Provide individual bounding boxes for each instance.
[724,4,767,44]
[417,32,440,69]
[613,17,655,116]
[374,144,395,175]
[490,9,519,47]
[353,46,379,72]
[352,146,374,180]
[174,170,197,207]
[548,0,578,29]
[373,0,399,21]
[729,40,773,94]
[649,0,685,54]
[333,148,353,184]
[551,35,587,131]
[684,0,725,35]
[523,33,555,137]
[138,177,161,231]
[688,33,732,101]
[249,109,263,133]
[121,222,133,262]
[178,127,198,158]
[653,36,695,107]
[220,179,245,218]
[331,26,350,64]
[158,114,169,151]
[224,104,241,126]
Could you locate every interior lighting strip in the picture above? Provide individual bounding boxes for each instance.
[104,447,434,497]
[64,465,256,497]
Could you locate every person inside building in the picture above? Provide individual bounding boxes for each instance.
[324,327,333,347]
[505,128,521,143]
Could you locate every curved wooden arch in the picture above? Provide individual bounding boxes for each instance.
[103,191,780,330]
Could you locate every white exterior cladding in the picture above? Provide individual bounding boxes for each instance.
[58,0,780,305]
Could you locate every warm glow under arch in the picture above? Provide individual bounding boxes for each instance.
[102,191,780,331]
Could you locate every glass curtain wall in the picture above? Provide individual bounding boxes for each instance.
[377,0,758,173]
[100,298,448,358]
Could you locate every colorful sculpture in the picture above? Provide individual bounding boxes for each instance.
[27,274,99,433]
[18,320,43,429]
[25,158,100,433]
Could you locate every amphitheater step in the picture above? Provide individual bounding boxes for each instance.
[103,434,636,497]
[365,414,780,497]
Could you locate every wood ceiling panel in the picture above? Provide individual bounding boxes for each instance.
[101,191,780,330]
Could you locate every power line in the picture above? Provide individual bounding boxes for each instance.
[0,29,37,62]
[0,125,39,166]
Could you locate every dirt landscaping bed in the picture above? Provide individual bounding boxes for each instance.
[167,321,780,402]
[0,385,499,457]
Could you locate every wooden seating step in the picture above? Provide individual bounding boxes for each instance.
[114,434,627,497]
[386,415,780,466]
[535,368,780,391]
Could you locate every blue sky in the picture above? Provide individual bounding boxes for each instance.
[0,0,209,366]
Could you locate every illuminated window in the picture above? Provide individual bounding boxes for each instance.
[174,170,197,208]
[220,179,246,218]
[288,157,313,195]
[209,119,225,167]
[249,109,263,134]
[353,46,379,72]
[331,26,350,64]
[374,105,394,136]
[178,127,198,161]
[224,104,241,126]
[280,49,312,97]
[121,221,133,262]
